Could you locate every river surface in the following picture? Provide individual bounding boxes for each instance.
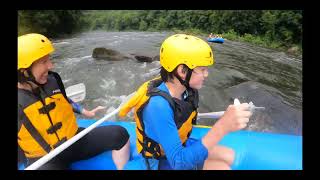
[51,31,302,135]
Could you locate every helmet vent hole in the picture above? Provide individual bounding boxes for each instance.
[41,39,45,42]
[185,37,188,39]
[209,52,211,57]
[161,48,164,53]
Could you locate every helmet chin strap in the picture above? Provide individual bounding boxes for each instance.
[23,69,49,100]
[18,68,43,90]
[25,68,43,87]
[174,68,193,90]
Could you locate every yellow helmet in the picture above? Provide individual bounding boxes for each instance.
[18,33,54,70]
[160,34,214,72]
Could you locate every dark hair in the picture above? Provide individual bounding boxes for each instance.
[160,64,189,82]
[18,69,28,83]
[18,68,36,84]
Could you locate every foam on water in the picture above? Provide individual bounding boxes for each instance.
[62,55,92,65]
[53,41,71,45]
[100,79,116,90]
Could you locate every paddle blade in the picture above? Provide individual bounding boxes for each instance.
[66,83,86,103]
[234,98,240,105]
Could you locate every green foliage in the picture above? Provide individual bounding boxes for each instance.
[18,10,84,38]
[157,17,168,30]
[82,10,301,47]
[223,29,239,41]
[139,20,148,31]
[18,10,302,54]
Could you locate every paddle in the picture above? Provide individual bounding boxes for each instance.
[198,111,225,119]
[197,98,239,119]
[197,98,265,119]
[63,83,247,120]
[65,83,86,103]
[24,90,136,170]
[64,84,265,120]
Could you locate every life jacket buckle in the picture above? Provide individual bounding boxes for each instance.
[46,122,62,134]
[38,102,56,114]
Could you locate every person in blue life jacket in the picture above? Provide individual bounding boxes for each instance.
[119,34,252,170]
[18,33,130,170]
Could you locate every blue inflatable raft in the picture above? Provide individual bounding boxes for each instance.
[19,119,302,170]
[207,37,224,43]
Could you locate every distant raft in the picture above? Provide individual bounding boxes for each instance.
[207,37,224,43]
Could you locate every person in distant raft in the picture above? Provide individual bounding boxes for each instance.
[119,34,252,170]
[18,33,130,170]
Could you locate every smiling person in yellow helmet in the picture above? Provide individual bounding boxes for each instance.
[18,33,130,170]
[119,34,252,170]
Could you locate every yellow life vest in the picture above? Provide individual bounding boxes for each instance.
[119,77,199,159]
[18,72,78,158]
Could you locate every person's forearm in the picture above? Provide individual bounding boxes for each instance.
[81,108,94,117]
[201,121,227,150]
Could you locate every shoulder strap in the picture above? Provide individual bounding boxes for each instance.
[18,104,52,154]
[147,88,176,110]
[49,71,69,102]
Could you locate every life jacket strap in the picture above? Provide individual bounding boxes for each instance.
[49,71,69,102]
[147,88,175,110]
[53,137,67,149]
[18,107,52,153]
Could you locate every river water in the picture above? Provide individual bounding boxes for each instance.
[51,31,302,135]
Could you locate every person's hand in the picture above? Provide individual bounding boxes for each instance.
[82,106,106,118]
[215,103,252,134]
